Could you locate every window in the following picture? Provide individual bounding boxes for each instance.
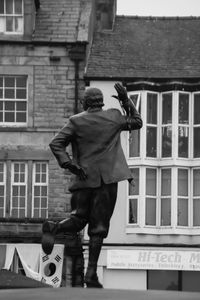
[0,162,6,217]
[127,90,200,234]
[0,0,24,34]
[147,270,200,292]
[128,168,139,224]
[11,162,27,218]
[0,161,48,219]
[32,163,48,218]
[0,75,27,126]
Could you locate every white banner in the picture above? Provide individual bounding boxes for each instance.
[107,249,200,271]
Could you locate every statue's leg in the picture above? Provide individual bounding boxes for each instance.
[42,188,91,255]
[85,182,118,288]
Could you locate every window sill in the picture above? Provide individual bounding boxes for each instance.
[126,226,200,235]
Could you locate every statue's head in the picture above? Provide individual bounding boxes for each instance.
[82,87,104,110]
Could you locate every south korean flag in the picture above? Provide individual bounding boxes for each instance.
[39,244,64,288]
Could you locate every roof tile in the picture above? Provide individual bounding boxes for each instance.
[85,16,200,79]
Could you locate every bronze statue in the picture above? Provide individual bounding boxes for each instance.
[42,83,143,288]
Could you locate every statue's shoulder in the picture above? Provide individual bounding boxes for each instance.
[70,111,86,120]
[105,108,122,115]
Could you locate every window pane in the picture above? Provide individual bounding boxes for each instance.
[0,16,4,32]
[194,94,200,124]
[15,0,22,14]
[34,186,40,196]
[5,101,14,110]
[193,199,200,226]
[129,94,141,112]
[20,197,25,207]
[41,174,46,183]
[16,101,26,111]
[146,168,156,195]
[41,186,47,196]
[182,271,200,292]
[194,128,200,158]
[148,270,179,291]
[178,198,188,226]
[0,1,4,14]
[14,16,23,32]
[16,112,26,122]
[129,168,139,195]
[179,93,189,124]
[41,209,47,219]
[19,209,25,218]
[5,111,14,122]
[162,93,172,124]
[6,16,13,31]
[178,169,188,196]
[5,77,14,87]
[0,186,4,196]
[129,198,137,224]
[12,196,18,207]
[147,127,157,157]
[33,209,39,218]
[6,0,13,14]
[129,130,140,157]
[161,169,171,196]
[162,126,172,157]
[34,197,40,208]
[16,89,26,99]
[146,197,156,225]
[178,126,189,158]
[13,186,18,196]
[5,89,14,99]
[161,198,171,226]
[193,169,200,196]
[16,76,26,88]
[12,209,18,217]
[41,198,47,208]
[147,93,157,124]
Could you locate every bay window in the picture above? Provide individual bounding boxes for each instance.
[127,90,200,234]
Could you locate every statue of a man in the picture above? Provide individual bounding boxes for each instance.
[42,83,142,288]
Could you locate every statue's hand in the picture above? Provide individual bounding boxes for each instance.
[63,162,87,180]
[112,83,128,103]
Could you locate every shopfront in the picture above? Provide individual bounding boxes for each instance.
[97,247,200,291]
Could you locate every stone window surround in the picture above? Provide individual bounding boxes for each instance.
[0,65,33,128]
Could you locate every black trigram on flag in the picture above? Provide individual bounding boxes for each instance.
[54,255,61,262]
[42,254,49,262]
[52,276,59,284]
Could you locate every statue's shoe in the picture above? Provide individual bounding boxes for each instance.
[85,274,103,288]
[41,221,57,255]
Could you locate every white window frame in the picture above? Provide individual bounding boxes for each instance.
[32,162,48,219]
[126,90,200,235]
[0,75,28,127]
[0,162,6,217]
[0,0,24,34]
[10,161,28,218]
[127,167,140,226]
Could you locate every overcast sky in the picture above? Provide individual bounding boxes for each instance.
[117,0,200,16]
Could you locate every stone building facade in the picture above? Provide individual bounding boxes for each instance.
[0,0,93,244]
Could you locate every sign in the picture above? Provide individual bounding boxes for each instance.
[107,249,200,271]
